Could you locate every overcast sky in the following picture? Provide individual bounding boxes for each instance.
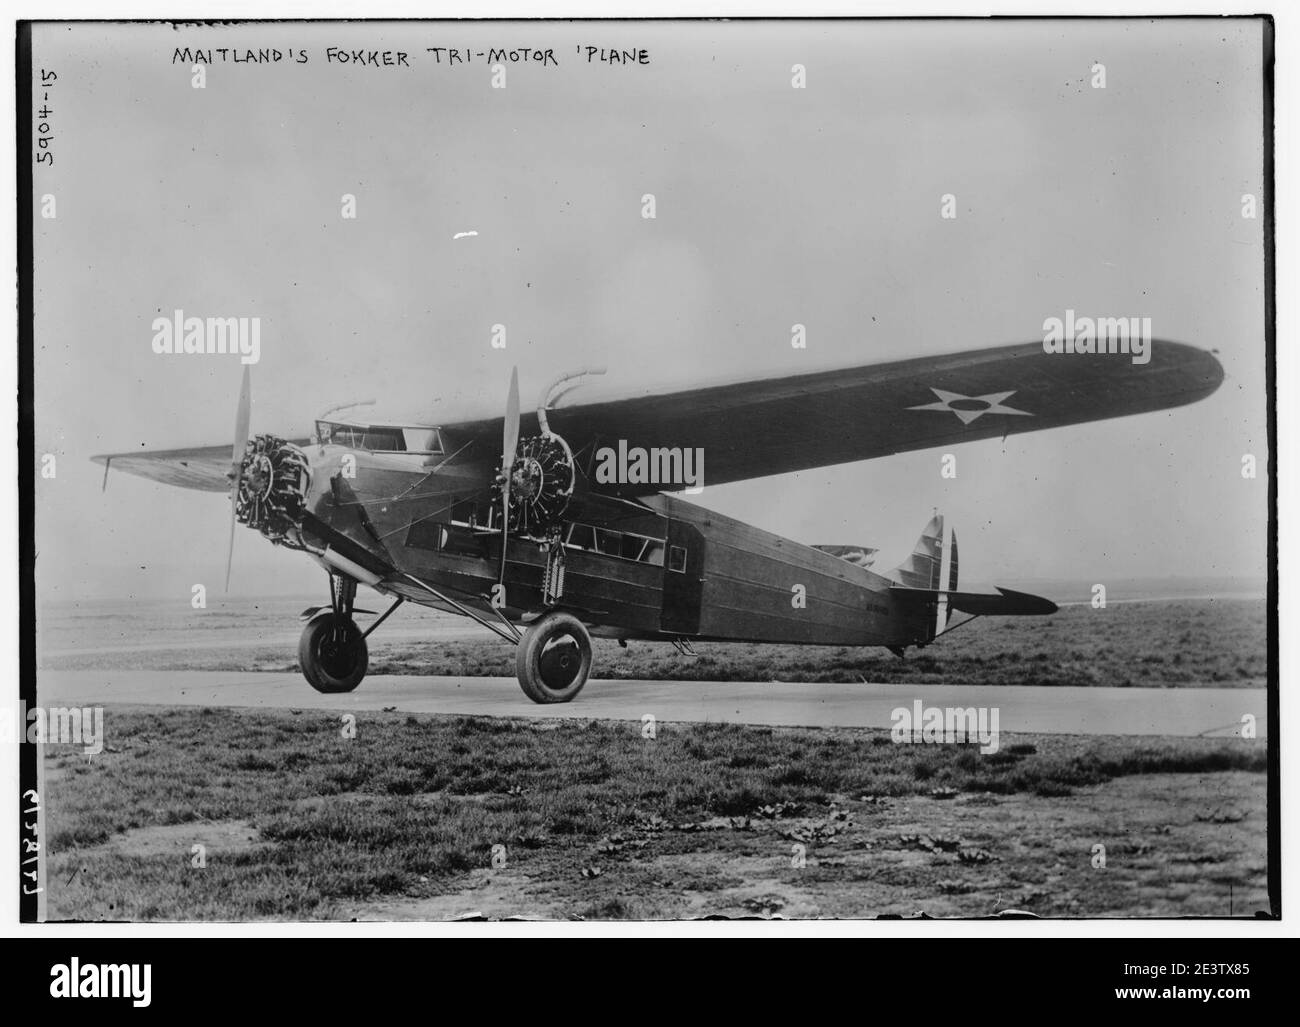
[31,18,1268,601]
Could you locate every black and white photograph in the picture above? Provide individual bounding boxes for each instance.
[17,13,1276,927]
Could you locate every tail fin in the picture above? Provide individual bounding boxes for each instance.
[887,515,1056,647]
[890,514,957,593]
[890,514,958,639]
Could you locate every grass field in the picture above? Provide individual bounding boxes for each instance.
[43,706,1270,921]
[40,596,1267,688]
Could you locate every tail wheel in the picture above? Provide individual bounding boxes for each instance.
[299,614,368,693]
[515,610,592,704]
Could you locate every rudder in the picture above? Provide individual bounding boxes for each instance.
[890,514,958,638]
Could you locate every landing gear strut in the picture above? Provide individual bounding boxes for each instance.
[296,570,594,704]
[299,574,368,693]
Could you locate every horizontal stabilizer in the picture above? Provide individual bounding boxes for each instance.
[890,585,1057,617]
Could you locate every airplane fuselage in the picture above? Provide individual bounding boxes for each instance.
[295,442,935,649]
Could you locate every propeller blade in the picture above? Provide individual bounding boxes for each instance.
[232,365,251,472]
[498,475,511,584]
[498,367,519,585]
[502,366,520,472]
[225,366,251,592]
[224,485,239,592]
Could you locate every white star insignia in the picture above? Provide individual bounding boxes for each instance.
[907,388,1033,425]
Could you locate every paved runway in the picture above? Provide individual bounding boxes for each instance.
[38,670,1267,737]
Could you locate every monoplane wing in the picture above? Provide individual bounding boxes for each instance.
[91,444,237,492]
[530,339,1223,496]
[93,339,1223,496]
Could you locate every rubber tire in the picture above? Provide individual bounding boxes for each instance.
[515,611,593,704]
[299,614,368,694]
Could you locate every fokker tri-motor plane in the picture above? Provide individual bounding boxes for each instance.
[95,341,1223,702]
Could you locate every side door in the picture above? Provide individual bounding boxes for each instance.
[660,519,705,635]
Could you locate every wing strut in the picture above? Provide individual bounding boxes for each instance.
[398,572,519,646]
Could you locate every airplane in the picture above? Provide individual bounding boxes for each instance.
[93,339,1224,703]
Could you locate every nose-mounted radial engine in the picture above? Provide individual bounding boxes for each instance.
[233,434,313,549]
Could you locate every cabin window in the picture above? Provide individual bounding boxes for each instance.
[566,524,595,549]
[594,529,623,556]
[564,522,666,565]
[405,520,447,552]
[441,525,484,558]
[405,520,482,559]
[668,545,687,573]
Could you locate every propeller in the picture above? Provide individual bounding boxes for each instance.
[225,365,251,592]
[498,366,520,584]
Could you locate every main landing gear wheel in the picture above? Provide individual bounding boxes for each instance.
[299,615,369,694]
[515,611,592,704]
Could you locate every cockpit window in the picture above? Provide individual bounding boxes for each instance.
[315,422,443,454]
[402,428,444,454]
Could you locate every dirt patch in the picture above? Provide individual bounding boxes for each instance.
[74,820,264,861]
[339,771,1267,920]
[344,869,569,922]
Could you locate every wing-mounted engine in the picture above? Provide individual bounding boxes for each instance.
[489,367,606,544]
[235,434,312,549]
[492,431,576,539]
